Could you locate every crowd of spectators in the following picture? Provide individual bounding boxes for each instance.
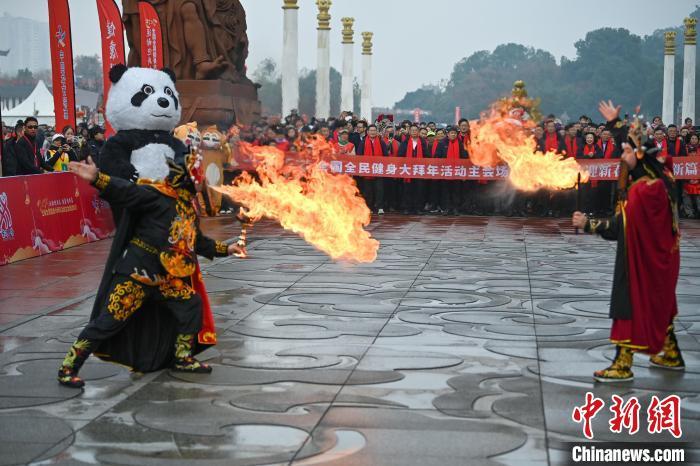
[3,108,699,219]
[1,118,104,176]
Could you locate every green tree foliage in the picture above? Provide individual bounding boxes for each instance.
[396,6,700,124]
[253,58,354,117]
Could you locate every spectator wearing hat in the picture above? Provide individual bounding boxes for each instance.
[85,126,105,163]
[333,129,355,155]
[45,134,78,172]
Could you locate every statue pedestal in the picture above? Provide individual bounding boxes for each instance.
[178,80,261,128]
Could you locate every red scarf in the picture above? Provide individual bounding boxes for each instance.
[597,139,616,159]
[565,136,579,158]
[384,137,399,155]
[661,138,682,157]
[582,144,597,157]
[431,140,439,156]
[364,136,383,156]
[545,133,559,153]
[446,139,461,161]
[406,138,423,159]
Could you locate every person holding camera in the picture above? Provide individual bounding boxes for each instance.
[45,133,79,172]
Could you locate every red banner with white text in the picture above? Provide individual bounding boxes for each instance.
[47,0,76,131]
[0,173,115,266]
[138,1,163,69]
[229,152,700,181]
[96,0,126,137]
[285,155,700,181]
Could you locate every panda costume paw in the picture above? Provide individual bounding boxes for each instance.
[97,64,187,185]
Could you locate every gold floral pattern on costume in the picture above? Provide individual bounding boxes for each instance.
[93,172,111,191]
[160,199,197,277]
[215,241,228,255]
[159,276,195,300]
[107,280,145,321]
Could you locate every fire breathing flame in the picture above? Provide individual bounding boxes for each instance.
[470,109,589,191]
[213,138,379,263]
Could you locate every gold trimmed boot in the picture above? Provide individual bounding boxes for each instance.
[57,339,92,388]
[594,346,634,383]
[172,334,212,374]
[650,325,685,371]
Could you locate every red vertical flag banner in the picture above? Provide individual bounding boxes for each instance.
[138,2,163,69]
[47,0,77,131]
[96,0,126,137]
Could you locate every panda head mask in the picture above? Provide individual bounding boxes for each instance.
[106,65,181,132]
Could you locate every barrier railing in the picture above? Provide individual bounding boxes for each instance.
[0,172,115,266]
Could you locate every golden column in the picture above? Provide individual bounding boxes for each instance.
[663,31,676,124]
[281,0,299,117]
[341,17,355,112]
[315,0,332,118]
[682,18,697,122]
[361,32,373,120]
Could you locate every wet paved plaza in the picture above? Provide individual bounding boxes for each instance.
[0,215,699,465]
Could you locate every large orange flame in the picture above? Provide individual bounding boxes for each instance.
[470,109,589,191]
[214,138,379,263]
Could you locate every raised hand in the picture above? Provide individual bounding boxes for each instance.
[598,100,622,123]
[572,211,588,230]
[68,156,99,183]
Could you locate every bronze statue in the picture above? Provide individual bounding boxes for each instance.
[123,0,251,84]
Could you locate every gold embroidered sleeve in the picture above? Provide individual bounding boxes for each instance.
[584,215,620,241]
[215,241,229,256]
[93,172,111,191]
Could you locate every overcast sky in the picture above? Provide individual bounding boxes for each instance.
[3,0,698,106]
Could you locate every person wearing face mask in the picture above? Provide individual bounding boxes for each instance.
[572,100,684,383]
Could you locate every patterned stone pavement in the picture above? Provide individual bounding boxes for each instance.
[0,215,699,466]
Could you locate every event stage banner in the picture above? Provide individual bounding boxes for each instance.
[47,0,77,131]
[138,2,163,69]
[229,151,700,182]
[96,0,126,137]
[0,173,115,266]
[303,155,700,181]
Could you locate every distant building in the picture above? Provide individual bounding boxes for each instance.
[0,12,50,75]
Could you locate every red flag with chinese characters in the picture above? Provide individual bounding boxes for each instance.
[96,0,126,138]
[138,2,163,69]
[47,0,77,131]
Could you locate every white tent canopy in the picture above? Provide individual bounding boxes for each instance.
[3,80,55,126]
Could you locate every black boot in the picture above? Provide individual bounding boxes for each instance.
[172,334,212,374]
[650,325,685,371]
[57,339,92,388]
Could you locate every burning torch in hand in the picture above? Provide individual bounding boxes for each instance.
[233,207,260,258]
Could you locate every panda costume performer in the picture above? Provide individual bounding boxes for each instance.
[58,65,243,388]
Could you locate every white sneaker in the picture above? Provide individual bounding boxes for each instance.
[377,209,385,215]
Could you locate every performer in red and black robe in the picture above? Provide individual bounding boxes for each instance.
[58,153,243,388]
[572,100,684,383]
